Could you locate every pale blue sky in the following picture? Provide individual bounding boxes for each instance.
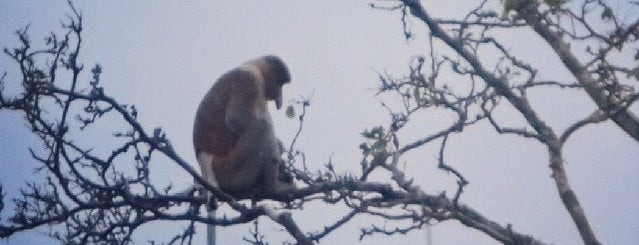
[1,1,637,244]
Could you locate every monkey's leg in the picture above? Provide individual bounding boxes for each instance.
[196,152,218,245]
[220,119,273,194]
[256,135,295,196]
[197,152,220,204]
[260,157,296,197]
[206,205,216,245]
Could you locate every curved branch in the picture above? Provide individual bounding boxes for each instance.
[399,1,600,244]
[521,7,639,142]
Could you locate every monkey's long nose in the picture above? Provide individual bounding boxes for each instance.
[275,90,283,109]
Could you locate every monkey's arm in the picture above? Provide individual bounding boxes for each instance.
[225,78,259,136]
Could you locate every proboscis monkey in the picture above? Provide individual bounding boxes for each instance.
[193,55,294,200]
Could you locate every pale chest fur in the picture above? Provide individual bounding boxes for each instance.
[239,61,272,121]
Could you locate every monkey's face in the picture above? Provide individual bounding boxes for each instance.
[265,81,284,109]
[260,55,290,110]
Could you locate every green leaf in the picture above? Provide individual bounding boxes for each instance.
[285,105,295,118]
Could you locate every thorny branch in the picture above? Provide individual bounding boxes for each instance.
[518,0,639,142]
[369,0,637,244]
[0,2,308,244]
[0,2,542,244]
[0,2,543,243]
[2,1,635,245]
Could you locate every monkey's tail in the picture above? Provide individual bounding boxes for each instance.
[207,206,216,245]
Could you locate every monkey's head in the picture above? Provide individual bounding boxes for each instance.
[259,55,290,110]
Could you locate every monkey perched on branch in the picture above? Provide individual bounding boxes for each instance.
[193,55,295,200]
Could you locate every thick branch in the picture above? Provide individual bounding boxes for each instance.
[399,1,599,244]
[521,8,639,142]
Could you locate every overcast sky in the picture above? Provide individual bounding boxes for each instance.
[1,1,638,244]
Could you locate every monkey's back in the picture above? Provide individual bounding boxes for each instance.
[193,69,259,158]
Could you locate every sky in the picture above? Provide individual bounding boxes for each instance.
[0,1,638,244]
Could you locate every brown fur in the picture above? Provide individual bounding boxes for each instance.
[193,56,293,199]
